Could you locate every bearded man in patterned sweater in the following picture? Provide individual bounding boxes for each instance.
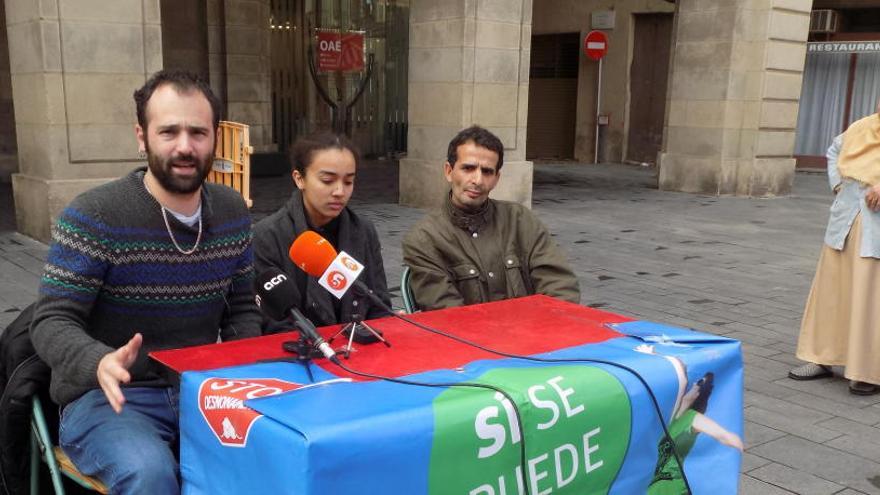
[29,70,261,494]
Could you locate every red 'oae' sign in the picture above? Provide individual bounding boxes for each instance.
[583,30,609,61]
[317,31,365,72]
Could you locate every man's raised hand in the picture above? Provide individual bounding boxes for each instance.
[96,333,142,413]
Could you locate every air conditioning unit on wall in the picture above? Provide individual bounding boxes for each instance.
[810,9,841,33]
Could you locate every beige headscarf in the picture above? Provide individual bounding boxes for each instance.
[838,113,880,186]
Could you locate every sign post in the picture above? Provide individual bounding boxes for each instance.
[584,30,608,164]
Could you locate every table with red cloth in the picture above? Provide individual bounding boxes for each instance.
[152,295,743,494]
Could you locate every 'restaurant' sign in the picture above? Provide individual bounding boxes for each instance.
[316,30,365,72]
[808,41,880,53]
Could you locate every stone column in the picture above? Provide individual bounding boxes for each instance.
[223,0,273,152]
[8,0,162,242]
[658,0,811,196]
[400,0,533,209]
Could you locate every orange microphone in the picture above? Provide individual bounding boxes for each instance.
[289,230,379,304]
[289,231,393,347]
[289,230,338,278]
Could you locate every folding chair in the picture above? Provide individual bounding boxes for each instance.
[30,396,107,494]
[400,265,417,314]
[209,121,253,208]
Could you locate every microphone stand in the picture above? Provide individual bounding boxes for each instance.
[329,307,391,359]
[275,321,326,383]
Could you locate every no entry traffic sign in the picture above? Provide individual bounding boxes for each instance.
[584,30,609,164]
[584,30,608,61]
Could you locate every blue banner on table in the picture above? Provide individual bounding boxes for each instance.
[180,321,743,494]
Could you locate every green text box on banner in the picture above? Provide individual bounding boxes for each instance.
[429,366,631,495]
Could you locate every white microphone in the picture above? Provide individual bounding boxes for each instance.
[317,251,365,300]
[288,231,391,311]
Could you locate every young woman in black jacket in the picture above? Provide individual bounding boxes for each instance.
[253,132,392,333]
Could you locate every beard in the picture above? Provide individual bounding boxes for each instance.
[145,141,214,195]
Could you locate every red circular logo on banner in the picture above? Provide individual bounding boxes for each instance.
[584,31,609,61]
[327,271,348,290]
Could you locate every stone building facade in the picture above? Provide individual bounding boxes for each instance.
[530,0,676,165]
[4,0,271,242]
[1,0,816,242]
[399,0,534,209]
[658,0,812,196]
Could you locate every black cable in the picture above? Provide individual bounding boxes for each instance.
[384,311,694,495]
[330,359,533,495]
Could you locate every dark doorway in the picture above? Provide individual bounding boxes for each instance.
[269,0,409,158]
[527,32,579,160]
[270,0,307,155]
[0,184,14,232]
[627,13,673,165]
[1,0,18,232]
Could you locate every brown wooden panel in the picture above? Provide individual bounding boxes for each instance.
[627,13,673,165]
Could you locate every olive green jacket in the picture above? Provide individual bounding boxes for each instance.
[402,198,580,311]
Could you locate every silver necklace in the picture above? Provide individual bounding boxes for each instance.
[144,178,203,255]
[160,206,202,255]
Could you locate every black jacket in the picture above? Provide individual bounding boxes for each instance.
[253,191,392,331]
[0,303,51,495]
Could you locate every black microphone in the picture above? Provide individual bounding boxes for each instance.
[254,270,339,363]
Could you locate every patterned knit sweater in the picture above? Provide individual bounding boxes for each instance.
[30,168,261,406]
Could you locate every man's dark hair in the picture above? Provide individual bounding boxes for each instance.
[133,70,222,130]
[290,131,361,175]
[446,125,505,171]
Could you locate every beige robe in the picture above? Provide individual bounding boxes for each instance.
[797,214,880,384]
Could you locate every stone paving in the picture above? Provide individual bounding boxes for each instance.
[2,163,879,493]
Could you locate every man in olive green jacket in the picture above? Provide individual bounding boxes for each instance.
[403,126,580,311]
